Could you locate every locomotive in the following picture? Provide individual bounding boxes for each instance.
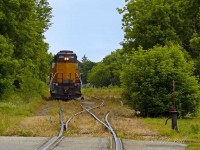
[49,50,82,100]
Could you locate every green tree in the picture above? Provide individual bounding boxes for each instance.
[0,35,18,97]
[190,33,200,79]
[0,0,52,97]
[87,49,126,87]
[102,49,126,86]
[88,63,111,87]
[121,44,200,117]
[119,0,200,56]
[80,55,96,84]
[119,0,182,53]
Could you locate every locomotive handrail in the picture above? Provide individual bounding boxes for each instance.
[49,72,58,90]
[76,73,83,88]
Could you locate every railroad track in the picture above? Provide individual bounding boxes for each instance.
[37,101,64,150]
[81,105,123,150]
[37,98,123,150]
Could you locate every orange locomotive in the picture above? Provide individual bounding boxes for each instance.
[49,50,82,99]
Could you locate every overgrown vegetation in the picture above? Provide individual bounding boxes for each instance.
[0,0,52,134]
[81,0,200,118]
[87,49,125,87]
[79,55,97,85]
[0,93,43,135]
[82,86,122,99]
[144,117,200,150]
[116,0,200,117]
[121,44,200,117]
[0,0,52,101]
[83,88,200,149]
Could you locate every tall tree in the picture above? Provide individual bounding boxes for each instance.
[88,63,111,87]
[119,0,200,90]
[80,55,96,84]
[87,49,126,87]
[102,49,125,86]
[0,0,52,96]
[119,0,183,52]
[0,35,17,97]
[119,0,200,56]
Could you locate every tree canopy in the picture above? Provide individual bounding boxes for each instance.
[117,0,200,117]
[88,49,125,87]
[0,0,52,99]
[119,0,200,57]
[80,55,97,85]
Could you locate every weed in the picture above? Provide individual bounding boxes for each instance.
[190,124,199,134]
[118,132,124,139]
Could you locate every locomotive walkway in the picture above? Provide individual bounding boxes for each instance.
[0,136,186,150]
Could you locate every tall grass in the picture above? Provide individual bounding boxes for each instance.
[0,92,43,135]
[82,87,122,99]
[144,117,200,149]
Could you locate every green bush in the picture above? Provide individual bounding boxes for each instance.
[87,49,125,87]
[88,63,111,87]
[121,44,200,117]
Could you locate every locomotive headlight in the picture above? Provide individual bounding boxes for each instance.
[53,83,58,86]
[64,57,69,61]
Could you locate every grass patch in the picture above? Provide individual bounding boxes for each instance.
[82,88,200,149]
[82,87,122,99]
[144,117,200,149]
[0,92,44,135]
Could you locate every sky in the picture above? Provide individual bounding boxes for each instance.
[45,0,125,62]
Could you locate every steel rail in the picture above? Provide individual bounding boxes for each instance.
[81,105,110,129]
[105,112,123,150]
[81,106,122,150]
[37,101,64,150]
[38,100,106,149]
[65,100,104,129]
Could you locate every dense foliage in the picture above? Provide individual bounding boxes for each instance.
[80,55,97,85]
[121,44,200,117]
[118,0,200,78]
[0,0,52,99]
[117,0,200,117]
[118,0,200,55]
[88,49,125,87]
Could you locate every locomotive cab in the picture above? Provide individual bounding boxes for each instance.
[49,50,82,100]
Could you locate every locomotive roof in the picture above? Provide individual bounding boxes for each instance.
[57,50,75,55]
[54,50,77,63]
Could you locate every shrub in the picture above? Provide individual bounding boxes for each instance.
[121,44,200,117]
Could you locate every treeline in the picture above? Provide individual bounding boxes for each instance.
[82,0,200,117]
[80,50,125,87]
[0,0,52,100]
